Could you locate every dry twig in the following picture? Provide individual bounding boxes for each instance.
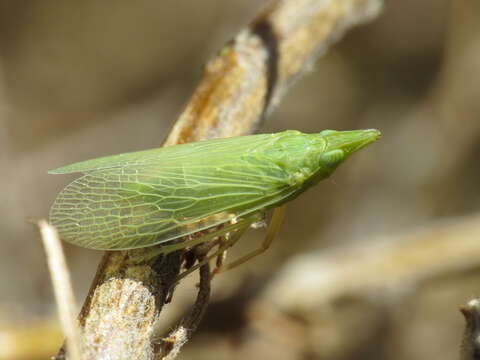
[36,220,83,360]
[155,263,211,359]
[263,213,480,311]
[460,299,480,360]
[65,1,383,359]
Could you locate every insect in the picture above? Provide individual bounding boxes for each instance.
[49,129,380,272]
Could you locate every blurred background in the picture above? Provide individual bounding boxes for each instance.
[1,0,479,359]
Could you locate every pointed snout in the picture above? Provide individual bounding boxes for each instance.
[321,129,381,156]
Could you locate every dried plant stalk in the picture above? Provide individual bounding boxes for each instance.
[68,1,383,359]
[37,220,83,360]
[263,213,480,311]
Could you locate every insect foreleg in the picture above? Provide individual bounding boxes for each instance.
[215,205,287,273]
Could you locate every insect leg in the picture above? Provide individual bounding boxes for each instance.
[215,205,286,273]
[215,244,227,269]
[131,214,262,262]
[174,222,251,283]
[212,225,245,274]
[210,227,247,277]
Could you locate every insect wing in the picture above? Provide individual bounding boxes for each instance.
[50,134,296,250]
[49,134,277,174]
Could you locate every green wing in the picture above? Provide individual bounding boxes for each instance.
[49,133,283,174]
[49,133,299,250]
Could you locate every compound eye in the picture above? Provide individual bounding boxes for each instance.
[319,149,345,168]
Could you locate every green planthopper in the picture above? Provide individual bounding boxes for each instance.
[49,129,380,273]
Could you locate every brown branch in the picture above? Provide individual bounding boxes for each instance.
[460,299,480,360]
[262,213,480,311]
[155,263,211,360]
[69,1,383,359]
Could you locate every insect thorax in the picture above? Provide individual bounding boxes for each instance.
[255,131,325,187]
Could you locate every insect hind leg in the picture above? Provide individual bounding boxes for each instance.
[215,205,286,274]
